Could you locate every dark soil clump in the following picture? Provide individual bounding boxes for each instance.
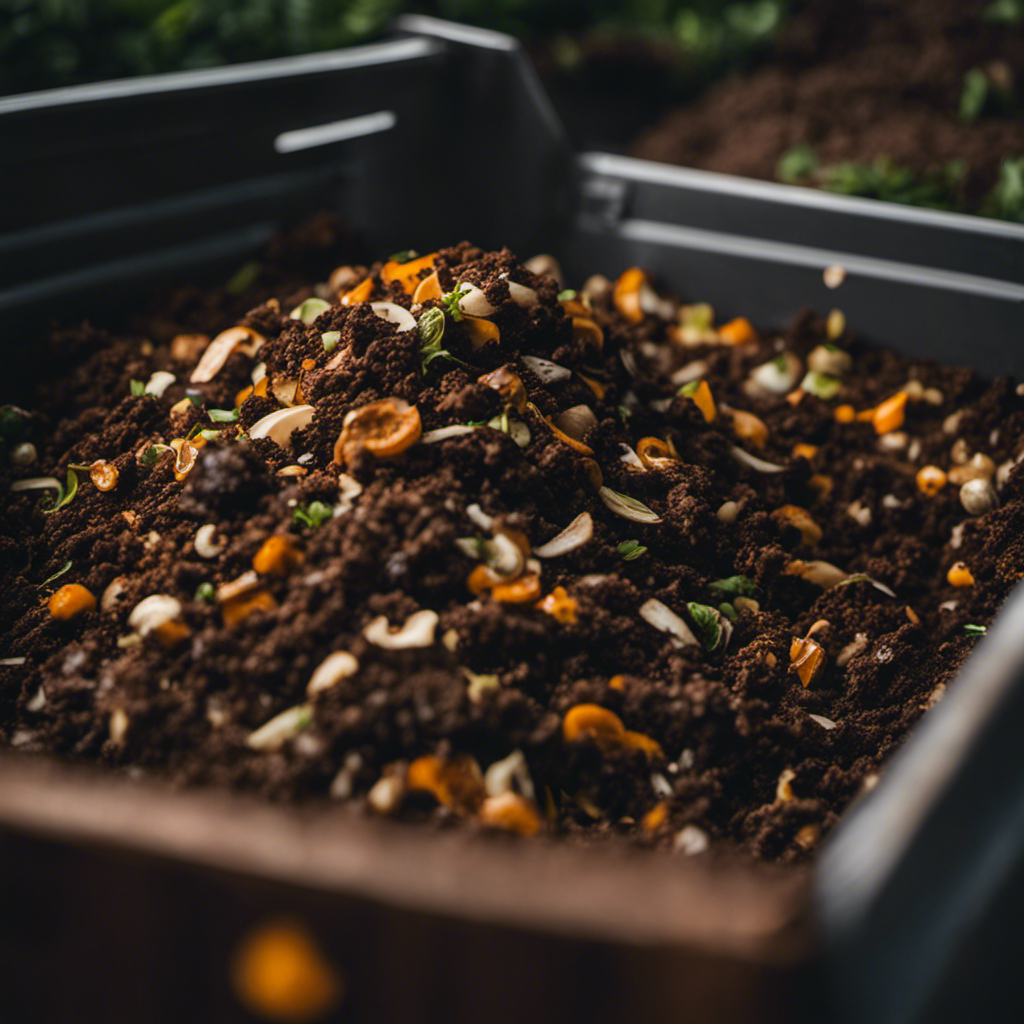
[631,0,1024,215]
[3,225,1023,864]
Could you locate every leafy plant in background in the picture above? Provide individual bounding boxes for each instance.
[0,0,794,95]
[982,156,1024,221]
[776,146,968,212]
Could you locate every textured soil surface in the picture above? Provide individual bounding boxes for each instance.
[631,0,1024,212]
[3,218,1024,864]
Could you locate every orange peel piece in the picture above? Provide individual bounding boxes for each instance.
[407,753,485,813]
[479,793,542,836]
[462,315,500,350]
[718,317,757,345]
[542,414,594,456]
[872,391,908,435]
[490,572,542,604]
[571,317,604,351]
[636,436,676,469]
[411,271,442,304]
[613,267,647,323]
[685,380,717,423]
[48,583,96,620]
[253,536,305,577]
[334,398,421,466]
[790,635,826,688]
[340,276,374,305]
[536,585,578,624]
[381,252,436,294]
[222,589,278,627]
[563,703,626,749]
[729,407,768,448]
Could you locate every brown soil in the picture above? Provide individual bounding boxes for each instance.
[3,217,1024,864]
[631,0,1024,211]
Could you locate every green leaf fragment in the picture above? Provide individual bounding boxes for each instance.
[194,582,216,603]
[710,575,758,597]
[388,249,419,264]
[292,500,334,529]
[225,261,260,296]
[321,331,341,354]
[964,624,987,636]
[960,68,989,122]
[557,289,577,302]
[36,560,73,589]
[129,380,146,396]
[719,602,737,622]
[777,144,819,183]
[289,298,331,325]
[801,371,842,400]
[617,539,648,561]
[41,470,78,514]
[208,408,239,423]
[687,602,722,651]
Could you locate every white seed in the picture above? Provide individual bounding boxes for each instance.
[143,531,161,551]
[533,512,593,559]
[730,446,787,474]
[10,442,37,466]
[924,387,944,406]
[217,571,260,603]
[128,595,182,636]
[144,371,176,397]
[950,522,965,549]
[790,560,850,589]
[581,273,610,298]
[903,380,924,401]
[823,265,846,289]
[808,713,836,730]
[194,524,224,559]
[499,273,539,308]
[882,494,901,509]
[848,500,872,527]
[248,405,315,449]
[990,428,1001,446]
[421,425,478,444]
[943,412,964,436]
[997,459,1016,489]
[639,598,699,648]
[367,772,405,814]
[599,487,662,523]
[484,750,535,800]
[26,686,46,712]
[939,600,959,612]
[619,444,645,469]
[337,473,362,515]
[808,344,851,376]
[109,709,129,745]
[10,476,61,496]
[246,704,312,751]
[734,596,760,614]
[466,503,494,531]
[670,360,710,385]
[717,500,741,523]
[307,651,359,696]
[101,577,128,613]
[750,352,802,394]
[673,825,709,856]
[924,684,946,709]
[190,326,263,383]
[370,301,417,333]
[329,752,363,800]
[555,405,597,442]
[960,478,997,516]
[651,772,673,798]
[455,281,498,318]
[523,254,564,286]
[907,439,922,462]
[364,609,439,649]
[878,431,907,451]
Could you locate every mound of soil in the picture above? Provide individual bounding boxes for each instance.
[3,220,1024,863]
[631,0,1024,214]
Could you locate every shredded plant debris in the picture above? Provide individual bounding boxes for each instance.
[3,222,1024,864]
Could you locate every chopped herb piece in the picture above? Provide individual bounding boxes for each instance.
[41,469,78,514]
[776,143,819,184]
[225,261,260,296]
[321,331,341,353]
[292,500,334,529]
[558,289,577,302]
[464,419,488,427]
[194,582,216,603]
[982,156,1024,222]
[964,624,987,636]
[617,539,648,561]
[617,404,632,423]
[185,390,205,408]
[960,68,989,123]
[802,371,842,400]
[208,408,239,423]
[719,602,737,622]
[679,380,700,398]
[388,249,419,264]
[710,575,758,597]
[198,430,222,442]
[290,297,331,324]
[129,380,146,396]
[441,288,469,322]
[139,443,173,467]
[36,560,72,589]
[985,0,1024,22]
[186,423,205,440]
[0,406,25,441]
[419,307,470,372]
[687,602,722,651]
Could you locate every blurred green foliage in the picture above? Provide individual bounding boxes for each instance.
[982,156,1024,221]
[0,0,792,94]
